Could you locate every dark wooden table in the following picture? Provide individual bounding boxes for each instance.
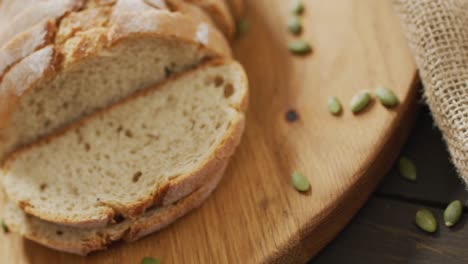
[312,104,468,263]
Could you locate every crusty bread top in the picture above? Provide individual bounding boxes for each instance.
[1,60,247,228]
[0,0,84,48]
[185,0,235,38]
[0,0,232,79]
[0,0,230,80]
[0,20,56,80]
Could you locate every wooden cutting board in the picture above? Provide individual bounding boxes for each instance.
[0,0,418,263]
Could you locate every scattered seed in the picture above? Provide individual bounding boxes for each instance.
[291,171,310,192]
[398,157,417,181]
[288,40,312,55]
[375,87,399,107]
[285,109,299,122]
[444,200,463,227]
[236,20,249,37]
[288,16,302,35]
[415,209,437,233]
[291,0,305,15]
[328,96,342,115]
[350,91,371,113]
[141,257,161,264]
[1,219,9,234]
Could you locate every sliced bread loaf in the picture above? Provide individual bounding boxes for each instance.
[2,161,227,255]
[0,0,230,161]
[1,60,247,228]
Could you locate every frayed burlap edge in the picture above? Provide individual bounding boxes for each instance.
[393,0,468,184]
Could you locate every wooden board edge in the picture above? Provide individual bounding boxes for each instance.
[263,74,421,264]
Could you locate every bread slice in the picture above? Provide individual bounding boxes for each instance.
[1,60,247,228]
[2,161,227,255]
[0,0,231,162]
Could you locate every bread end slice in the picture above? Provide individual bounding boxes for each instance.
[2,161,227,255]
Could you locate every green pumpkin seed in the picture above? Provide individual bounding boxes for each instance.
[141,257,161,264]
[236,20,249,37]
[291,0,305,15]
[375,87,399,107]
[415,209,437,233]
[398,157,417,181]
[444,200,463,227]
[328,96,342,115]
[1,219,9,234]
[291,171,310,192]
[288,16,302,35]
[288,40,312,55]
[350,91,371,113]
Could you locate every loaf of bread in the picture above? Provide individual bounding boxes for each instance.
[0,0,247,255]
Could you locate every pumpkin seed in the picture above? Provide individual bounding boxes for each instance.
[444,200,463,227]
[288,16,302,35]
[328,96,342,115]
[236,20,248,37]
[291,0,305,15]
[350,91,371,113]
[141,257,161,264]
[375,87,399,107]
[415,209,437,233]
[288,40,312,55]
[291,171,310,192]
[1,219,8,234]
[398,157,417,181]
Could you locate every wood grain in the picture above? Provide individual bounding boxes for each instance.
[315,197,468,264]
[378,107,468,205]
[316,107,468,264]
[0,0,418,263]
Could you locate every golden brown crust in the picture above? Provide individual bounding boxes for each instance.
[107,10,231,57]
[0,0,84,48]
[0,46,61,129]
[3,60,247,228]
[184,0,235,38]
[84,0,117,8]
[55,6,112,45]
[3,161,227,255]
[0,20,56,80]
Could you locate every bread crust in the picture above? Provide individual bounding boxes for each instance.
[108,9,231,56]
[184,0,235,38]
[3,161,227,255]
[0,19,56,81]
[2,60,247,228]
[0,45,62,131]
[0,0,84,48]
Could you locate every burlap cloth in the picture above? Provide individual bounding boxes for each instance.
[393,0,468,184]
